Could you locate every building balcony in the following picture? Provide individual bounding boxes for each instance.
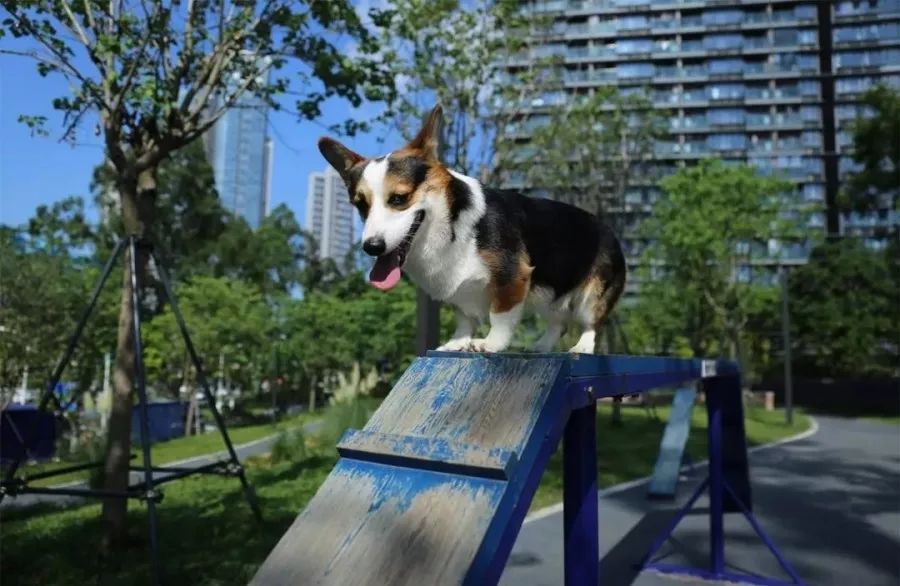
[566,46,617,63]
[833,35,900,50]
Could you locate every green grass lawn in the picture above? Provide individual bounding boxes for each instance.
[20,411,316,488]
[0,401,809,586]
[530,402,809,510]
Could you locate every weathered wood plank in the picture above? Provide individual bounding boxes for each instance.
[249,459,506,586]
[337,429,518,479]
[251,356,569,586]
[364,357,565,456]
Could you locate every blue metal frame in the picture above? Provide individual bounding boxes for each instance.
[431,351,804,586]
[640,373,806,586]
[253,352,803,586]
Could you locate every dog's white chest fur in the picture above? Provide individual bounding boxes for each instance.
[401,171,492,319]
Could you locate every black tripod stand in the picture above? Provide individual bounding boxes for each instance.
[0,236,262,585]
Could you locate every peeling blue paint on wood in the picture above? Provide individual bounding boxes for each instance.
[337,429,518,480]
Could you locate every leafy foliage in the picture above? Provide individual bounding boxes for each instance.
[372,0,556,179]
[840,84,900,217]
[788,238,899,377]
[142,276,273,396]
[525,88,665,219]
[627,161,804,377]
[0,219,118,401]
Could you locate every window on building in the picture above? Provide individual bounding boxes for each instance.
[617,38,654,54]
[706,83,744,100]
[702,9,743,25]
[617,62,655,78]
[708,58,744,75]
[801,131,824,148]
[703,34,743,50]
[795,4,817,19]
[802,184,825,202]
[801,106,821,122]
[617,15,648,30]
[773,29,798,46]
[708,108,745,125]
[798,29,818,45]
[707,133,747,150]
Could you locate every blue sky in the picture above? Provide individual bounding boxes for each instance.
[0,47,388,231]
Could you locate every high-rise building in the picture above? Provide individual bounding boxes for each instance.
[504,0,900,290]
[306,167,356,263]
[204,70,273,229]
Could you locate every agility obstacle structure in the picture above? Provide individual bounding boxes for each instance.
[647,386,697,499]
[251,351,805,586]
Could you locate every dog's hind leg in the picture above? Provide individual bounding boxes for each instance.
[569,274,626,354]
[529,291,567,352]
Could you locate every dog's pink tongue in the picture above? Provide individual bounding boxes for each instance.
[369,251,402,291]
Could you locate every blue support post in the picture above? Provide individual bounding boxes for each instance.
[564,402,599,586]
[705,378,726,575]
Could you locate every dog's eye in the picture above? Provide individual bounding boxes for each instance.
[388,193,409,207]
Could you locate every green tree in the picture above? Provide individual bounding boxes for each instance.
[373,0,554,179]
[524,88,665,219]
[788,238,899,377]
[0,218,118,404]
[1,0,393,539]
[629,161,803,375]
[282,275,418,402]
[143,276,273,397]
[840,84,900,217]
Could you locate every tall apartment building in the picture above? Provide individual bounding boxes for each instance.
[306,166,356,263]
[505,0,900,290]
[205,69,274,229]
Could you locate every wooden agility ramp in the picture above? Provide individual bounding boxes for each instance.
[251,352,804,586]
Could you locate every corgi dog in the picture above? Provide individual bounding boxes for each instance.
[317,104,626,354]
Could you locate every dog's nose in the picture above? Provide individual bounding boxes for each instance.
[363,237,386,256]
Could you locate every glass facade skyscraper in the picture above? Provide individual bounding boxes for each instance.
[205,76,273,230]
[505,0,900,282]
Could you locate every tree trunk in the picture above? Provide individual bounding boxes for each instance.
[308,375,318,414]
[101,166,157,545]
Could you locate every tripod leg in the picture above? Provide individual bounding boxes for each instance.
[149,247,262,522]
[128,237,163,586]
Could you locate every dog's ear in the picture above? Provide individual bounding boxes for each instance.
[318,137,364,176]
[406,103,443,161]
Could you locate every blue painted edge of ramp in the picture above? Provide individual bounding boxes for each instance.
[647,387,697,499]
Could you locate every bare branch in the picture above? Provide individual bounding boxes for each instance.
[182,0,197,71]
[0,48,71,75]
[60,100,93,144]
[59,0,92,49]
[81,0,97,32]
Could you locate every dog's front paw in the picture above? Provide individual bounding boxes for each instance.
[466,338,506,353]
[436,338,472,352]
[567,341,595,354]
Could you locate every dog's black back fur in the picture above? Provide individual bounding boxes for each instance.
[475,188,625,299]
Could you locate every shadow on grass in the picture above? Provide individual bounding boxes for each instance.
[1,453,337,586]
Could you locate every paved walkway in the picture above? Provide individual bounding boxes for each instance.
[502,416,900,586]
